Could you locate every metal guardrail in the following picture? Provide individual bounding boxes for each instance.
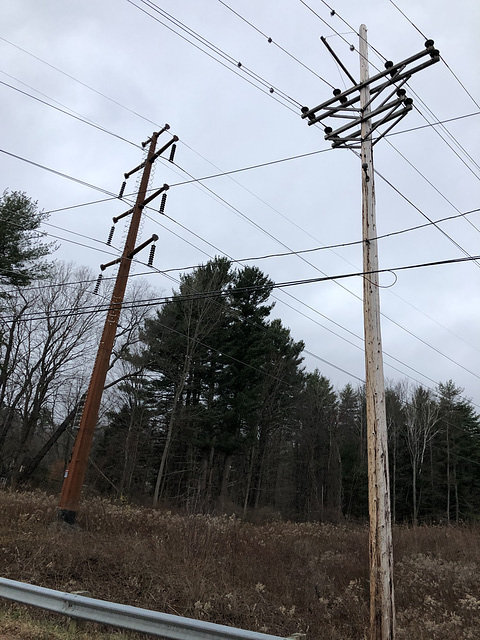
[0,577,296,640]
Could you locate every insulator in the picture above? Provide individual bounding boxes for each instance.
[148,244,156,267]
[330,9,335,15]
[118,181,126,198]
[169,144,177,163]
[301,106,309,114]
[384,60,394,70]
[349,44,355,51]
[106,226,115,246]
[159,193,168,214]
[93,273,103,295]
[404,98,414,106]
[333,88,342,96]
[396,88,406,97]
[267,37,272,43]
[425,39,435,48]
[324,126,333,135]
[237,61,242,68]
[339,95,348,104]
[269,88,274,94]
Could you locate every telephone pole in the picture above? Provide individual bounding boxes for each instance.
[301,27,439,640]
[58,128,177,525]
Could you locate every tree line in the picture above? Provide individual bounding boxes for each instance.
[1,191,479,524]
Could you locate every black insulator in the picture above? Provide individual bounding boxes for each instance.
[118,181,126,198]
[159,193,168,214]
[384,60,394,70]
[237,61,242,68]
[93,273,103,295]
[330,9,335,16]
[107,226,115,246]
[425,39,434,48]
[148,244,156,267]
[267,37,272,43]
[324,126,333,135]
[396,88,406,97]
[404,97,414,106]
[349,44,355,51]
[333,88,342,96]
[430,48,440,58]
[269,87,274,93]
[169,144,177,163]
[339,95,348,104]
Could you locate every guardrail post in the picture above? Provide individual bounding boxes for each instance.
[68,590,91,634]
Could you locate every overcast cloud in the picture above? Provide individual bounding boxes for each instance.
[1,0,479,406]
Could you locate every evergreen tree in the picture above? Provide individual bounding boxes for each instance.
[0,191,54,288]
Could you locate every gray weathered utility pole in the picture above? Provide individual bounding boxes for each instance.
[359,24,395,640]
[301,26,439,640]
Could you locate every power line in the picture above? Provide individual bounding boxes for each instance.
[124,0,300,114]
[5,252,480,322]
[0,148,117,197]
[2,15,476,396]
[387,0,480,111]
[0,77,140,149]
[216,0,335,89]
[0,36,161,129]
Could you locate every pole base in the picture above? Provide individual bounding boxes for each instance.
[57,508,77,525]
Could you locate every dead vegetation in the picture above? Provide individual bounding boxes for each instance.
[1,490,480,639]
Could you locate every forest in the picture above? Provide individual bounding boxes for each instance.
[1,192,479,525]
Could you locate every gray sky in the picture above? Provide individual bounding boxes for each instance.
[1,0,479,406]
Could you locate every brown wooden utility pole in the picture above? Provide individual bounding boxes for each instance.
[300,28,439,640]
[58,129,175,525]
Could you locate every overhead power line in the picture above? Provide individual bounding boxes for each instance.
[5,252,480,323]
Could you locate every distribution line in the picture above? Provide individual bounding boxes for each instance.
[6,253,479,317]
[303,1,480,178]
[2,28,476,390]
[302,3,480,265]
[0,148,117,197]
[0,36,160,129]
[124,0,300,114]
[3,204,478,296]
[216,0,335,88]
[386,139,480,235]
[135,0,302,108]
[159,155,480,379]
[387,0,480,111]
[0,78,141,149]
[4,137,475,384]
[2,130,477,385]
[370,160,480,269]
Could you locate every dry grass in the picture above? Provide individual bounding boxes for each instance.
[1,490,480,639]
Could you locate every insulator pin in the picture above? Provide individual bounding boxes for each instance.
[159,193,168,214]
[169,144,177,163]
[107,226,115,246]
[148,244,156,267]
[118,181,126,198]
[93,273,103,295]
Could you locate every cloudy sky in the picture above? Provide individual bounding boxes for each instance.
[2,0,479,406]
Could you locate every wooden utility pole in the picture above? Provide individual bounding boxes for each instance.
[359,24,395,640]
[300,28,439,640]
[58,129,176,525]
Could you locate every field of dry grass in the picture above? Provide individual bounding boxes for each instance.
[1,490,480,639]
